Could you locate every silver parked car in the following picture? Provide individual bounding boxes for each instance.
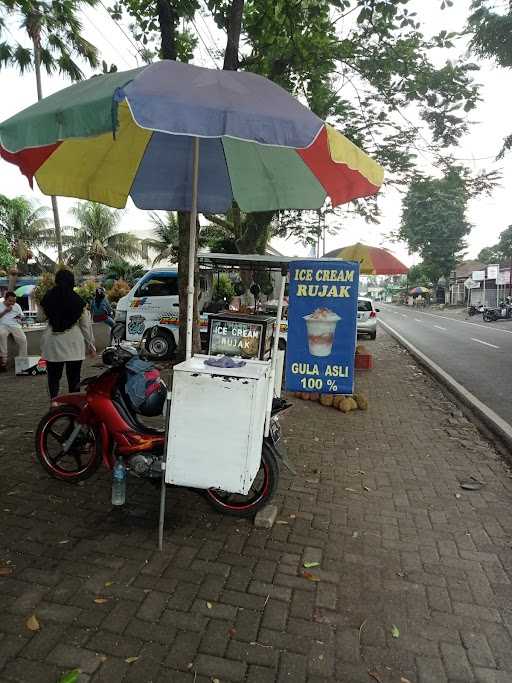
[357,297,379,339]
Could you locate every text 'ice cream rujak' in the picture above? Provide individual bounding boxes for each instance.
[304,307,341,357]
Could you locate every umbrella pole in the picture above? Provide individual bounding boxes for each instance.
[159,136,199,550]
[264,270,286,437]
[186,136,200,361]
[158,393,172,551]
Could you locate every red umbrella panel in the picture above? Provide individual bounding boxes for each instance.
[323,243,408,276]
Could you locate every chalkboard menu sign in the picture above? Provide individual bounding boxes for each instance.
[207,313,275,360]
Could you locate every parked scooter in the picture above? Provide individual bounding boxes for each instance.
[467,304,484,316]
[483,298,512,322]
[35,344,290,516]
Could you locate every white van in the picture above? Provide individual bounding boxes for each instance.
[113,268,212,359]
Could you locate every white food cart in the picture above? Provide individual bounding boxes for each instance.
[158,254,290,548]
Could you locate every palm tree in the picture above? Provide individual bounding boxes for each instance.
[105,258,145,286]
[0,193,54,286]
[0,0,99,259]
[0,0,98,80]
[143,212,180,265]
[64,201,141,275]
[143,211,210,265]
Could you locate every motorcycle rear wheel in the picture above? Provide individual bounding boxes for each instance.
[205,443,279,517]
[483,311,495,322]
[35,406,102,482]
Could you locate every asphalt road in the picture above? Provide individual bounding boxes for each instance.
[378,304,512,426]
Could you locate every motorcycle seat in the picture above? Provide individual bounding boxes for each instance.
[113,386,164,436]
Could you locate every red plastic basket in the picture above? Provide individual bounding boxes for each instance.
[355,353,373,370]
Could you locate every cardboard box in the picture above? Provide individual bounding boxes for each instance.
[15,356,47,376]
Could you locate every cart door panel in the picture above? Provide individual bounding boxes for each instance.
[166,365,267,494]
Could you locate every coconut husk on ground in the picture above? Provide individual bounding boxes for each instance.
[338,396,358,413]
[290,392,368,412]
[353,393,369,410]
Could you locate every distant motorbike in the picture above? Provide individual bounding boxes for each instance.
[483,299,512,322]
[467,304,484,316]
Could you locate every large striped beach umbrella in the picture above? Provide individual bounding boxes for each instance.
[324,243,408,275]
[0,61,384,212]
[0,60,384,356]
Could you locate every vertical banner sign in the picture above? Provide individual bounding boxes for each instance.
[286,260,359,395]
[487,264,499,281]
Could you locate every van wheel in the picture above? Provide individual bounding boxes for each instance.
[145,329,176,360]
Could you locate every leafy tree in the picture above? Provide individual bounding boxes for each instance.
[477,227,512,266]
[0,234,14,272]
[467,0,512,157]
[64,202,140,275]
[0,194,55,286]
[0,0,100,258]
[407,263,433,287]
[212,272,235,303]
[398,167,495,283]
[109,0,199,61]
[497,226,512,261]
[478,245,502,265]
[467,0,512,68]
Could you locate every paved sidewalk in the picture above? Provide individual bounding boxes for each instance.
[1,331,512,683]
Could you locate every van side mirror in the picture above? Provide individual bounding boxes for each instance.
[376,308,380,312]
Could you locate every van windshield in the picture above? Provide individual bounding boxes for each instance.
[137,276,179,297]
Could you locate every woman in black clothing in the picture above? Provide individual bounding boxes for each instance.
[39,270,96,401]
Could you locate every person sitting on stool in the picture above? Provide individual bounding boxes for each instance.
[91,287,114,328]
[0,291,27,371]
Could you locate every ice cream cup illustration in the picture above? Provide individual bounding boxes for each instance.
[304,308,341,357]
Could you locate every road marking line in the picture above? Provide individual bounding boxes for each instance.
[414,318,422,322]
[401,314,407,318]
[404,309,512,335]
[434,325,446,330]
[470,338,500,349]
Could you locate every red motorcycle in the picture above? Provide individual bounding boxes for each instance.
[35,345,289,516]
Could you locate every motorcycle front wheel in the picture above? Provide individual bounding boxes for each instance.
[35,406,102,482]
[205,443,279,517]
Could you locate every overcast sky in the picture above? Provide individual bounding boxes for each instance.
[0,0,510,266]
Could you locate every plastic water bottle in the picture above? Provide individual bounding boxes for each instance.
[111,458,126,506]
